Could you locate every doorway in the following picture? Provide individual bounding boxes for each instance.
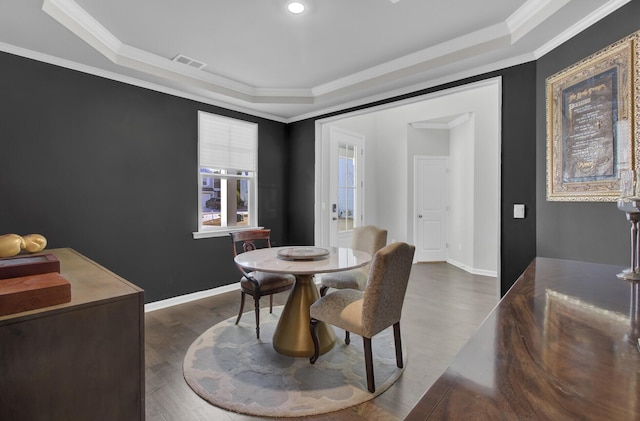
[314,78,500,279]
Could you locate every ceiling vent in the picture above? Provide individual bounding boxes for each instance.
[172,54,207,70]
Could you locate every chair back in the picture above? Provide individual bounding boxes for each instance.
[361,242,415,337]
[230,229,272,256]
[351,225,388,257]
[230,229,273,276]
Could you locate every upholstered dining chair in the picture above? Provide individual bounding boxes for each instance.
[309,241,415,393]
[230,229,295,339]
[319,225,387,297]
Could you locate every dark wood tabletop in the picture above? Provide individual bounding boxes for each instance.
[406,257,640,420]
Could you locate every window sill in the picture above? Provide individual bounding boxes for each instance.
[193,226,263,239]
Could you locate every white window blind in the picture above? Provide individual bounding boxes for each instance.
[198,111,257,171]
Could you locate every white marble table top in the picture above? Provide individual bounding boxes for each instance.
[234,246,371,275]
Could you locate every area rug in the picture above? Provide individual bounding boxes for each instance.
[183,306,406,417]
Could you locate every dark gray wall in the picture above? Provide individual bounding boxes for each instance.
[1,1,636,303]
[285,120,316,245]
[288,63,538,297]
[0,53,289,303]
[536,1,640,266]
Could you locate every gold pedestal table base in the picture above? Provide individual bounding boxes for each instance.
[233,246,371,358]
[272,274,336,357]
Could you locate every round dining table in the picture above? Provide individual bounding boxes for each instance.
[234,246,371,357]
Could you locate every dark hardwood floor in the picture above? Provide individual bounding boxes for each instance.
[145,263,498,420]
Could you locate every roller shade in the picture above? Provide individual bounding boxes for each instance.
[198,111,257,171]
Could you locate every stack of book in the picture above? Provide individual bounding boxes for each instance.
[0,253,70,316]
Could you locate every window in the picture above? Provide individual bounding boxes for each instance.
[337,143,357,233]
[194,111,258,238]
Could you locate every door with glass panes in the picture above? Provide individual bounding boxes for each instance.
[329,126,364,247]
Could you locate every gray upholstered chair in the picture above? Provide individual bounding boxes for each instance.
[319,225,387,297]
[309,242,415,393]
[230,229,295,339]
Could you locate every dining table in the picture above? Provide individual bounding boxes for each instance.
[233,246,371,357]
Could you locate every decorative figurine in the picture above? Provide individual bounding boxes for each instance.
[0,233,47,258]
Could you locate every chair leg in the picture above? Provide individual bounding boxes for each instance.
[254,296,261,339]
[345,330,350,345]
[309,318,320,364]
[235,291,246,325]
[393,322,403,368]
[269,294,273,313]
[319,285,329,297]
[363,337,375,393]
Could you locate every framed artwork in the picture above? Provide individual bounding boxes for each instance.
[546,30,640,201]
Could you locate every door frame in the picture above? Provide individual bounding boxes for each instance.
[315,78,501,295]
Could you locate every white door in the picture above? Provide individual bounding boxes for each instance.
[415,156,448,261]
[329,127,364,247]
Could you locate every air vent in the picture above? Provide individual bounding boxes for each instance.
[172,54,206,70]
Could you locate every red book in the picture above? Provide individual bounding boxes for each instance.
[0,272,71,316]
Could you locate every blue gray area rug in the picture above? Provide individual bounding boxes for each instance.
[183,306,406,418]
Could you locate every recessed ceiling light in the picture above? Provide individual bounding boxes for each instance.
[288,2,305,14]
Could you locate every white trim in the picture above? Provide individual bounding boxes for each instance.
[447,258,498,278]
[0,41,288,123]
[291,54,531,123]
[144,283,239,313]
[534,0,631,58]
[39,0,628,121]
[315,78,501,125]
[193,226,264,239]
[507,0,570,44]
[410,113,471,130]
[3,0,626,123]
[144,274,322,313]
[312,23,510,98]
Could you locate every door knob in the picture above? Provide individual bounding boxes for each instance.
[332,217,338,221]
[418,214,423,218]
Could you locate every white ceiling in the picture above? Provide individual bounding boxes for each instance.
[0,0,629,122]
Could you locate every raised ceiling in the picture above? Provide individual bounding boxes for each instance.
[0,0,629,122]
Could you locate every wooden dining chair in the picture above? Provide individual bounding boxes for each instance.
[309,242,415,392]
[230,229,295,339]
[319,225,387,297]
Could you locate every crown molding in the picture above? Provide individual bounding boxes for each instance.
[41,0,587,108]
[1,0,623,122]
[42,0,313,103]
[312,22,511,98]
[411,113,472,130]
[534,0,631,58]
[0,41,289,123]
[289,52,533,123]
[507,0,571,43]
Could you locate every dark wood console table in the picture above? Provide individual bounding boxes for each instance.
[0,248,145,420]
[406,257,640,420]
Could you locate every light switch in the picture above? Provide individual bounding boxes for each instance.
[514,204,525,219]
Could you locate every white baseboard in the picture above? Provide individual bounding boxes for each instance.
[144,277,323,313]
[446,258,497,278]
[144,283,239,313]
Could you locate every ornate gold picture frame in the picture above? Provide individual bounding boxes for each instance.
[546,30,640,202]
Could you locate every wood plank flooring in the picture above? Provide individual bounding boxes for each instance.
[145,263,498,420]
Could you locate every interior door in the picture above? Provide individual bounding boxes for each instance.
[329,127,364,247]
[415,156,448,261]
